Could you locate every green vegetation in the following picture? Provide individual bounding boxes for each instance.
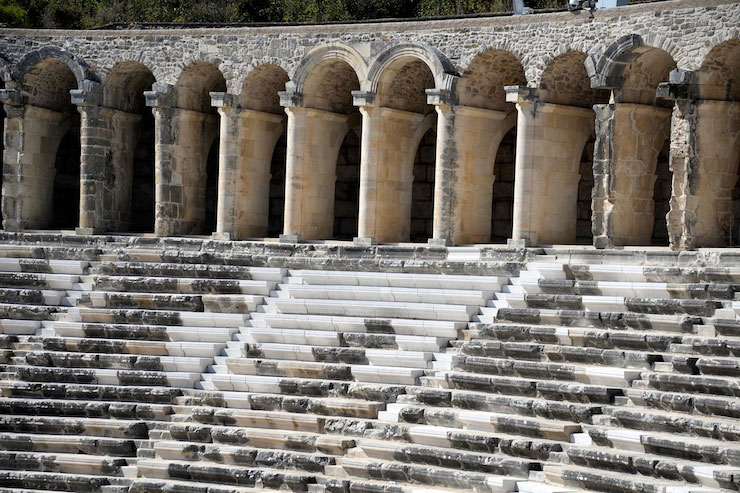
[7,0,590,28]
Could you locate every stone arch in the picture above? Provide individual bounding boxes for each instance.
[457,49,526,111]
[290,43,368,96]
[367,42,458,96]
[541,50,605,108]
[373,51,438,114]
[240,64,290,114]
[302,57,361,114]
[176,61,227,113]
[697,38,740,101]
[12,47,91,88]
[104,61,157,114]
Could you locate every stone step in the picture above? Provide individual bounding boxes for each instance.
[581,425,740,466]
[14,350,212,372]
[0,381,183,404]
[338,456,520,493]
[0,288,66,306]
[624,388,740,419]
[61,308,247,327]
[45,321,238,342]
[0,397,174,421]
[0,272,80,290]
[355,437,537,477]
[381,403,582,441]
[251,313,465,337]
[92,261,286,281]
[636,371,740,397]
[189,406,327,433]
[565,444,740,490]
[22,336,225,358]
[682,334,740,357]
[514,278,735,300]
[0,432,136,456]
[435,371,621,404]
[235,326,451,351]
[0,415,150,438]
[288,269,508,290]
[0,319,40,335]
[0,257,89,275]
[153,440,335,472]
[168,423,356,455]
[134,458,319,490]
[0,470,111,491]
[127,477,273,493]
[92,275,275,295]
[73,291,207,311]
[264,298,478,322]
[276,283,493,305]
[566,263,740,284]
[221,346,434,368]
[0,450,128,476]
[2,364,202,388]
[602,406,740,441]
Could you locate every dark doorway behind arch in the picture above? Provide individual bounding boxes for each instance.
[577,135,595,244]
[333,129,360,240]
[732,161,740,246]
[492,127,516,243]
[411,128,436,243]
[203,140,219,234]
[51,127,81,229]
[0,105,4,227]
[268,134,287,238]
[130,111,155,232]
[651,139,671,246]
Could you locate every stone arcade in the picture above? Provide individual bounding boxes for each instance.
[0,0,739,492]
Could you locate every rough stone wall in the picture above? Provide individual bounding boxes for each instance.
[492,128,515,244]
[333,130,360,240]
[411,129,436,243]
[0,0,735,93]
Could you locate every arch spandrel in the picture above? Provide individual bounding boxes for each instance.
[456,48,526,111]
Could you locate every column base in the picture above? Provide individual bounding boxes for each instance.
[75,227,96,236]
[427,237,450,247]
[211,232,231,241]
[353,236,375,247]
[279,233,300,243]
[507,238,531,249]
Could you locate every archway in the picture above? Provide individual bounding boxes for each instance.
[104,61,156,233]
[457,49,525,244]
[332,124,361,240]
[174,62,226,235]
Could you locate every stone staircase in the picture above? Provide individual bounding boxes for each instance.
[0,235,737,492]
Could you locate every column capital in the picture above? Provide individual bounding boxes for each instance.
[425,88,456,107]
[352,90,375,107]
[279,90,303,108]
[145,82,176,108]
[505,85,544,104]
[70,79,103,107]
[0,87,23,106]
[210,91,239,109]
[656,69,700,101]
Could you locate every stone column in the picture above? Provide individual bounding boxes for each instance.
[506,86,594,246]
[145,83,178,237]
[354,91,429,244]
[280,91,348,241]
[591,103,672,247]
[658,79,740,249]
[212,92,285,239]
[427,89,515,245]
[0,87,68,230]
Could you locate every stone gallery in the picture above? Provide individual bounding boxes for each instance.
[0,0,738,491]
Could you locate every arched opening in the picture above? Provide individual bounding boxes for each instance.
[652,141,671,246]
[691,39,740,247]
[540,51,608,245]
[104,61,156,233]
[372,56,436,243]
[0,79,5,227]
[20,58,81,230]
[174,61,226,235]
[457,49,525,244]
[236,64,289,239]
[285,58,360,240]
[333,125,361,240]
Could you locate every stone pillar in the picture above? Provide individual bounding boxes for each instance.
[657,79,740,249]
[146,83,219,236]
[427,89,515,245]
[280,91,348,241]
[0,87,69,230]
[145,83,177,237]
[591,103,672,247]
[506,86,594,246]
[354,91,429,244]
[212,92,285,239]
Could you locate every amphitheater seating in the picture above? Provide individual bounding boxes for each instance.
[0,236,738,492]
